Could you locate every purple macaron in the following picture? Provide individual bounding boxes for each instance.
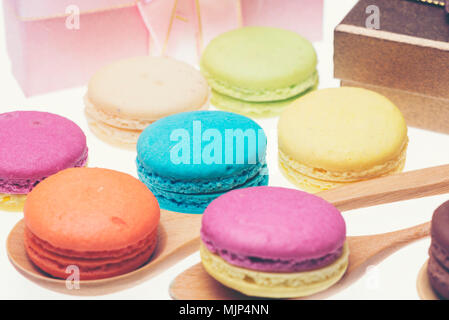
[201,186,346,273]
[428,200,449,299]
[0,111,88,196]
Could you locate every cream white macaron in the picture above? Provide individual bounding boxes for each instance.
[84,56,209,149]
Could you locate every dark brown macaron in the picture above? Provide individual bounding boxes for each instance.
[428,200,449,299]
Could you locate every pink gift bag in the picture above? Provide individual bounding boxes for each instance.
[138,0,199,65]
[138,0,242,64]
[241,0,324,42]
[3,0,152,97]
[196,0,242,51]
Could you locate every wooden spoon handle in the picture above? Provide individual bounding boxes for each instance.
[373,221,431,247]
[318,164,449,211]
[347,222,431,273]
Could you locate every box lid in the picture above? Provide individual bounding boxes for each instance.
[9,0,138,20]
[334,0,449,99]
[341,0,448,42]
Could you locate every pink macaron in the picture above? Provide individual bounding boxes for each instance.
[201,186,346,272]
[200,186,348,298]
[0,111,88,209]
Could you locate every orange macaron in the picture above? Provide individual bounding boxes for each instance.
[24,167,160,280]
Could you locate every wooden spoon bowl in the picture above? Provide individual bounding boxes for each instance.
[7,210,202,296]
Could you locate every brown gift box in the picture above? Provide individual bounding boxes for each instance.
[334,0,449,133]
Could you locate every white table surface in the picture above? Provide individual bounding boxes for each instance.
[0,0,445,300]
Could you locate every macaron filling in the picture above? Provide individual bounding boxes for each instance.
[428,255,449,299]
[26,226,157,260]
[136,156,267,194]
[0,149,88,195]
[203,70,318,103]
[84,96,156,131]
[25,227,158,279]
[430,240,449,271]
[279,140,408,184]
[200,242,349,298]
[147,173,269,213]
[278,141,407,193]
[210,84,317,118]
[139,168,268,214]
[202,237,344,273]
[85,95,209,132]
[0,193,27,211]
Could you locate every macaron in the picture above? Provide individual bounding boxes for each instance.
[200,186,348,298]
[278,87,408,193]
[428,200,449,299]
[24,167,160,280]
[84,56,209,149]
[0,111,88,211]
[136,111,268,214]
[201,26,318,117]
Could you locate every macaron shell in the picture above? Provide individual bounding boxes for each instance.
[0,193,26,212]
[25,231,157,281]
[25,227,157,280]
[136,156,267,195]
[84,96,154,131]
[430,240,449,271]
[85,110,143,149]
[431,200,449,252]
[209,75,317,118]
[278,147,406,193]
[137,111,267,180]
[428,255,449,299]
[201,187,346,261]
[200,243,349,298]
[0,111,88,180]
[201,26,317,101]
[24,168,160,252]
[145,173,269,214]
[278,87,408,172]
[87,56,209,120]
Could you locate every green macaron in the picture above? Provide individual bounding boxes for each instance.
[201,26,318,117]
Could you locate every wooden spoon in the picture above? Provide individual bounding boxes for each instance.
[7,210,202,296]
[417,260,440,300]
[7,164,449,295]
[169,222,431,300]
[317,163,449,211]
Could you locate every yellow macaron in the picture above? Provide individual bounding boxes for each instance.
[278,87,408,193]
[200,243,349,298]
[0,193,26,212]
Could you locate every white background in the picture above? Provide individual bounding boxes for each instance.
[0,0,447,300]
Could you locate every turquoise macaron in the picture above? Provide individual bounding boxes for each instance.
[136,111,269,214]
